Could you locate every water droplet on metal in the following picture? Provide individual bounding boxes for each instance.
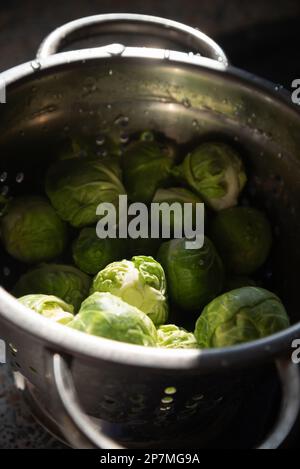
[107,43,125,56]
[16,172,24,183]
[0,172,7,182]
[182,98,191,108]
[120,132,129,144]
[108,69,113,76]
[97,149,108,158]
[96,135,105,146]
[114,115,129,127]
[30,60,41,71]
[106,103,112,110]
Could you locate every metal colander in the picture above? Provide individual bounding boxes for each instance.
[0,14,300,449]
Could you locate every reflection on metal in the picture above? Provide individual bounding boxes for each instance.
[0,77,6,103]
[0,339,6,364]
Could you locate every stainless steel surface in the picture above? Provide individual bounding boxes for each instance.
[0,14,300,448]
[51,353,300,449]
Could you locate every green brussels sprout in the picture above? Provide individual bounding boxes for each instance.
[157,324,198,349]
[122,133,176,203]
[210,207,272,275]
[68,292,157,346]
[91,256,168,326]
[158,237,224,312]
[14,264,91,311]
[18,294,74,325]
[45,157,125,228]
[0,196,67,264]
[72,227,123,275]
[153,187,203,234]
[172,142,246,210]
[195,287,290,348]
[224,275,256,292]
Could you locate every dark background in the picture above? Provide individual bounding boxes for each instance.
[0,0,300,449]
[0,0,300,87]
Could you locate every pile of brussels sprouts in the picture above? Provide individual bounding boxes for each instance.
[0,131,290,349]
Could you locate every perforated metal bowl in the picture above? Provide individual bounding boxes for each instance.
[0,14,300,449]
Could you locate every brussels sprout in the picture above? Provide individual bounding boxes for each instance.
[0,196,67,264]
[14,264,91,311]
[122,133,176,203]
[18,294,74,325]
[157,324,198,349]
[91,256,168,326]
[194,287,290,348]
[68,292,157,346]
[153,187,203,234]
[158,237,224,312]
[210,207,272,275]
[172,142,246,210]
[45,157,125,227]
[224,275,256,292]
[72,227,123,275]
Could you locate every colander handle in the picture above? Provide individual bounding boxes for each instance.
[49,353,300,449]
[36,13,228,65]
[50,353,124,449]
